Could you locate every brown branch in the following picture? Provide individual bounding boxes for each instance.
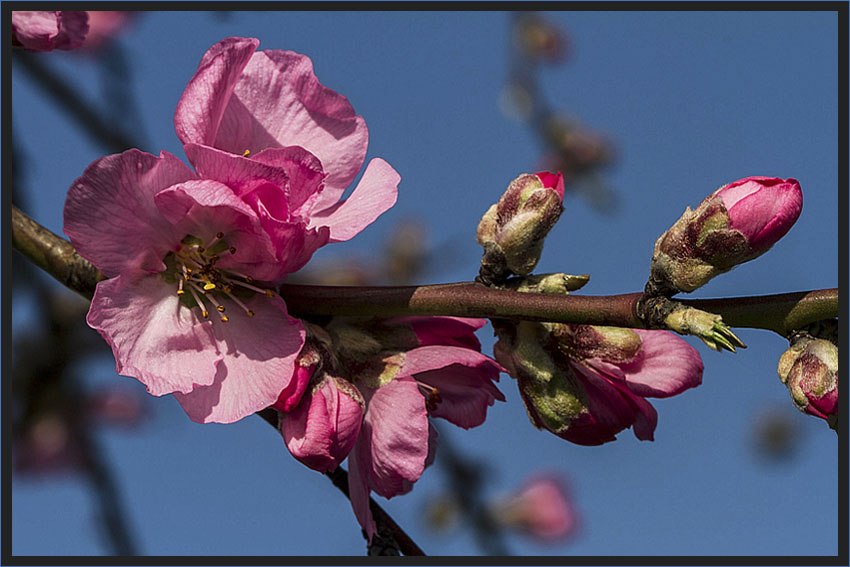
[13,205,838,336]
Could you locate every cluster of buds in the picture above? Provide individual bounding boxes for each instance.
[477,171,564,286]
[648,176,803,295]
[777,330,838,431]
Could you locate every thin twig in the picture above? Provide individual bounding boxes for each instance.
[255,409,425,556]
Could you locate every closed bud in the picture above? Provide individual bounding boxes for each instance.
[280,374,365,473]
[477,171,565,285]
[778,336,838,429]
[649,176,802,294]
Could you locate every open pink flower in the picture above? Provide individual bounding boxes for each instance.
[348,337,505,540]
[496,322,703,446]
[12,11,88,51]
[174,37,399,270]
[65,150,306,424]
[63,37,399,424]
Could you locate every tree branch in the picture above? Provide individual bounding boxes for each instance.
[12,205,838,336]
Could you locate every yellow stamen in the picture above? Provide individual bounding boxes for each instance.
[203,282,216,291]
[217,305,225,312]
[177,290,185,296]
[247,310,255,317]
[242,149,251,157]
[265,289,274,298]
[220,316,229,323]
[202,310,209,319]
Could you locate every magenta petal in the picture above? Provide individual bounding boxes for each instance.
[86,271,220,397]
[12,11,88,51]
[174,37,260,149]
[281,377,363,473]
[568,363,643,444]
[64,150,197,277]
[360,378,429,498]
[400,345,503,377]
[415,362,505,428]
[309,158,400,243]
[385,316,486,349]
[218,48,369,194]
[173,294,305,424]
[609,329,704,398]
[347,442,377,542]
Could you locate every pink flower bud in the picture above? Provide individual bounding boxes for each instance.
[650,176,802,293]
[12,11,89,51]
[715,176,802,255]
[493,474,578,542]
[477,171,564,284]
[778,337,838,429]
[280,375,364,473]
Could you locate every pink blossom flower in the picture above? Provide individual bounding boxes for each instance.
[63,37,399,424]
[492,473,578,542]
[12,11,88,51]
[174,37,399,269]
[496,322,703,446]
[278,317,504,540]
[348,340,504,540]
[64,150,306,424]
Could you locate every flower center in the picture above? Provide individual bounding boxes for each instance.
[160,232,275,323]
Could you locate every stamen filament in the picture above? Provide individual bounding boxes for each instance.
[187,283,210,319]
[224,291,255,317]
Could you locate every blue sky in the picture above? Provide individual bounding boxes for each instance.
[10,10,839,556]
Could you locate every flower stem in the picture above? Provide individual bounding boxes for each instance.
[12,205,838,336]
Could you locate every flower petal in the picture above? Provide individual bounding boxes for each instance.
[360,377,428,498]
[174,37,260,149]
[400,344,503,377]
[609,329,704,398]
[86,271,220,397]
[64,150,196,277]
[308,158,400,243]
[415,362,505,428]
[384,316,486,349]
[347,442,377,541]
[173,294,305,424]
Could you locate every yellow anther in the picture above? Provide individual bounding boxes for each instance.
[220,316,229,323]
[245,276,254,283]
[203,282,216,291]
[265,289,274,298]
[247,310,255,317]
[202,310,209,319]
[242,149,251,157]
[217,305,225,312]
[177,290,185,296]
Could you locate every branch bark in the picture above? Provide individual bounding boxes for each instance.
[12,205,838,337]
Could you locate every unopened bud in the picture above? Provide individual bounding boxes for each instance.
[663,305,746,353]
[778,336,838,429]
[504,272,590,294]
[649,176,802,294]
[477,171,565,285]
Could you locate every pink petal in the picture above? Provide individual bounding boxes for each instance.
[64,150,197,277]
[414,362,505,428]
[12,11,88,51]
[384,316,486,349]
[281,377,363,473]
[176,40,369,195]
[347,443,377,541]
[173,294,305,424]
[534,170,565,200]
[726,179,802,253]
[174,37,260,149]
[86,271,220,397]
[308,158,400,243]
[360,377,429,498]
[153,181,285,282]
[606,329,704,398]
[400,344,503,377]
